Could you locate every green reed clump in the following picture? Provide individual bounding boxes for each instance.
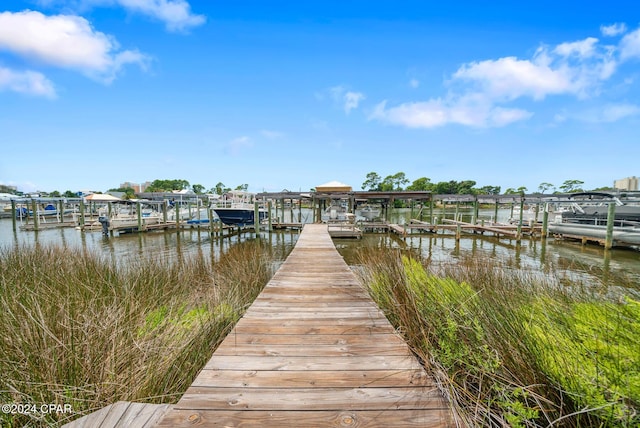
[354,247,639,427]
[0,240,275,427]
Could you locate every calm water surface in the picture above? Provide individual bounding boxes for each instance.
[1,210,639,297]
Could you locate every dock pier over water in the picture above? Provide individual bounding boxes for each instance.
[64,224,455,427]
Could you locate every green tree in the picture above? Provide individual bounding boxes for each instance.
[146,179,190,192]
[559,179,584,193]
[109,187,136,199]
[380,172,409,191]
[456,180,477,194]
[213,182,230,195]
[362,172,382,191]
[192,184,205,194]
[477,185,501,195]
[538,182,554,194]
[63,190,77,198]
[235,184,249,191]
[406,177,432,191]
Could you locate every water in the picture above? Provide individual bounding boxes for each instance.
[2,206,639,297]
[0,218,299,265]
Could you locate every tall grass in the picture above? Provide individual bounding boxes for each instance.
[354,247,639,427]
[0,240,276,427]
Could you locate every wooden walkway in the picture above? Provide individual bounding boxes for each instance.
[155,223,454,427]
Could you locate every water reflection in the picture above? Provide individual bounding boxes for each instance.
[1,214,639,296]
[335,230,640,296]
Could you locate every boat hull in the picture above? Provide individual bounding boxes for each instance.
[549,223,640,245]
[212,208,267,226]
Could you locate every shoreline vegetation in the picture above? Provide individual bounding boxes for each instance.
[0,241,276,427]
[2,236,638,427]
[354,247,639,427]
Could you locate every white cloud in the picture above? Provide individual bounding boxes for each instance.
[109,0,205,32]
[371,32,630,129]
[0,66,56,98]
[619,27,640,60]
[554,37,599,58]
[370,98,532,129]
[260,130,284,139]
[452,53,574,101]
[409,78,420,88]
[601,23,627,37]
[328,85,365,114]
[0,10,149,83]
[226,136,253,156]
[343,91,365,114]
[37,0,205,32]
[597,103,640,122]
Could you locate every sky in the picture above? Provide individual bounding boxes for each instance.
[1,1,639,195]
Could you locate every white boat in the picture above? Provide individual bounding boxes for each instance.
[356,204,381,221]
[559,192,640,225]
[211,191,268,226]
[549,222,640,246]
[322,201,354,223]
[94,201,163,230]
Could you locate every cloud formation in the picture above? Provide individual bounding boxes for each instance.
[0,66,56,98]
[0,10,149,84]
[37,0,206,32]
[372,26,639,129]
[329,85,365,114]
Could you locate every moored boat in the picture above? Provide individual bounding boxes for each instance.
[211,191,268,226]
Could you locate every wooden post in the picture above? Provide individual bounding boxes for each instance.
[108,202,114,237]
[516,196,524,241]
[473,197,479,225]
[11,200,16,231]
[494,199,499,224]
[209,207,215,235]
[456,224,461,241]
[429,196,434,224]
[541,202,549,239]
[79,199,85,227]
[268,201,273,232]
[31,199,39,231]
[455,201,460,222]
[298,198,302,223]
[162,201,168,224]
[137,201,143,231]
[604,202,616,250]
[58,199,64,223]
[254,201,260,237]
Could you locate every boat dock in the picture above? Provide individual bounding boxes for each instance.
[64,224,455,427]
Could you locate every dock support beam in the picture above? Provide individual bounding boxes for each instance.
[605,202,616,250]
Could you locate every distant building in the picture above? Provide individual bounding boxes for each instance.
[119,181,152,193]
[613,176,639,191]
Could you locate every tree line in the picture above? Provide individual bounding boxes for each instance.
[361,172,603,195]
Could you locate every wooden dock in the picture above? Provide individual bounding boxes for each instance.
[155,223,454,427]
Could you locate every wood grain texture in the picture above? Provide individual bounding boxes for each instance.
[155,224,455,427]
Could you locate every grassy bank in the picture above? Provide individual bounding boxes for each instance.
[355,248,639,427]
[0,240,276,427]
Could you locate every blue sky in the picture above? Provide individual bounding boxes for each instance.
[1,1,639,194]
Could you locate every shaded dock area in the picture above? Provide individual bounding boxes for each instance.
[155,223,454,427]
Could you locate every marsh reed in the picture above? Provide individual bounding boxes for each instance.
[354,247,639,427]
[0,240,276,427]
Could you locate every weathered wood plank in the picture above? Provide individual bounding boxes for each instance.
[157,409,452,427]
[189,369,433,388]
[204,355,423,371]
[154,224,455,427]
[175,386,446,411]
